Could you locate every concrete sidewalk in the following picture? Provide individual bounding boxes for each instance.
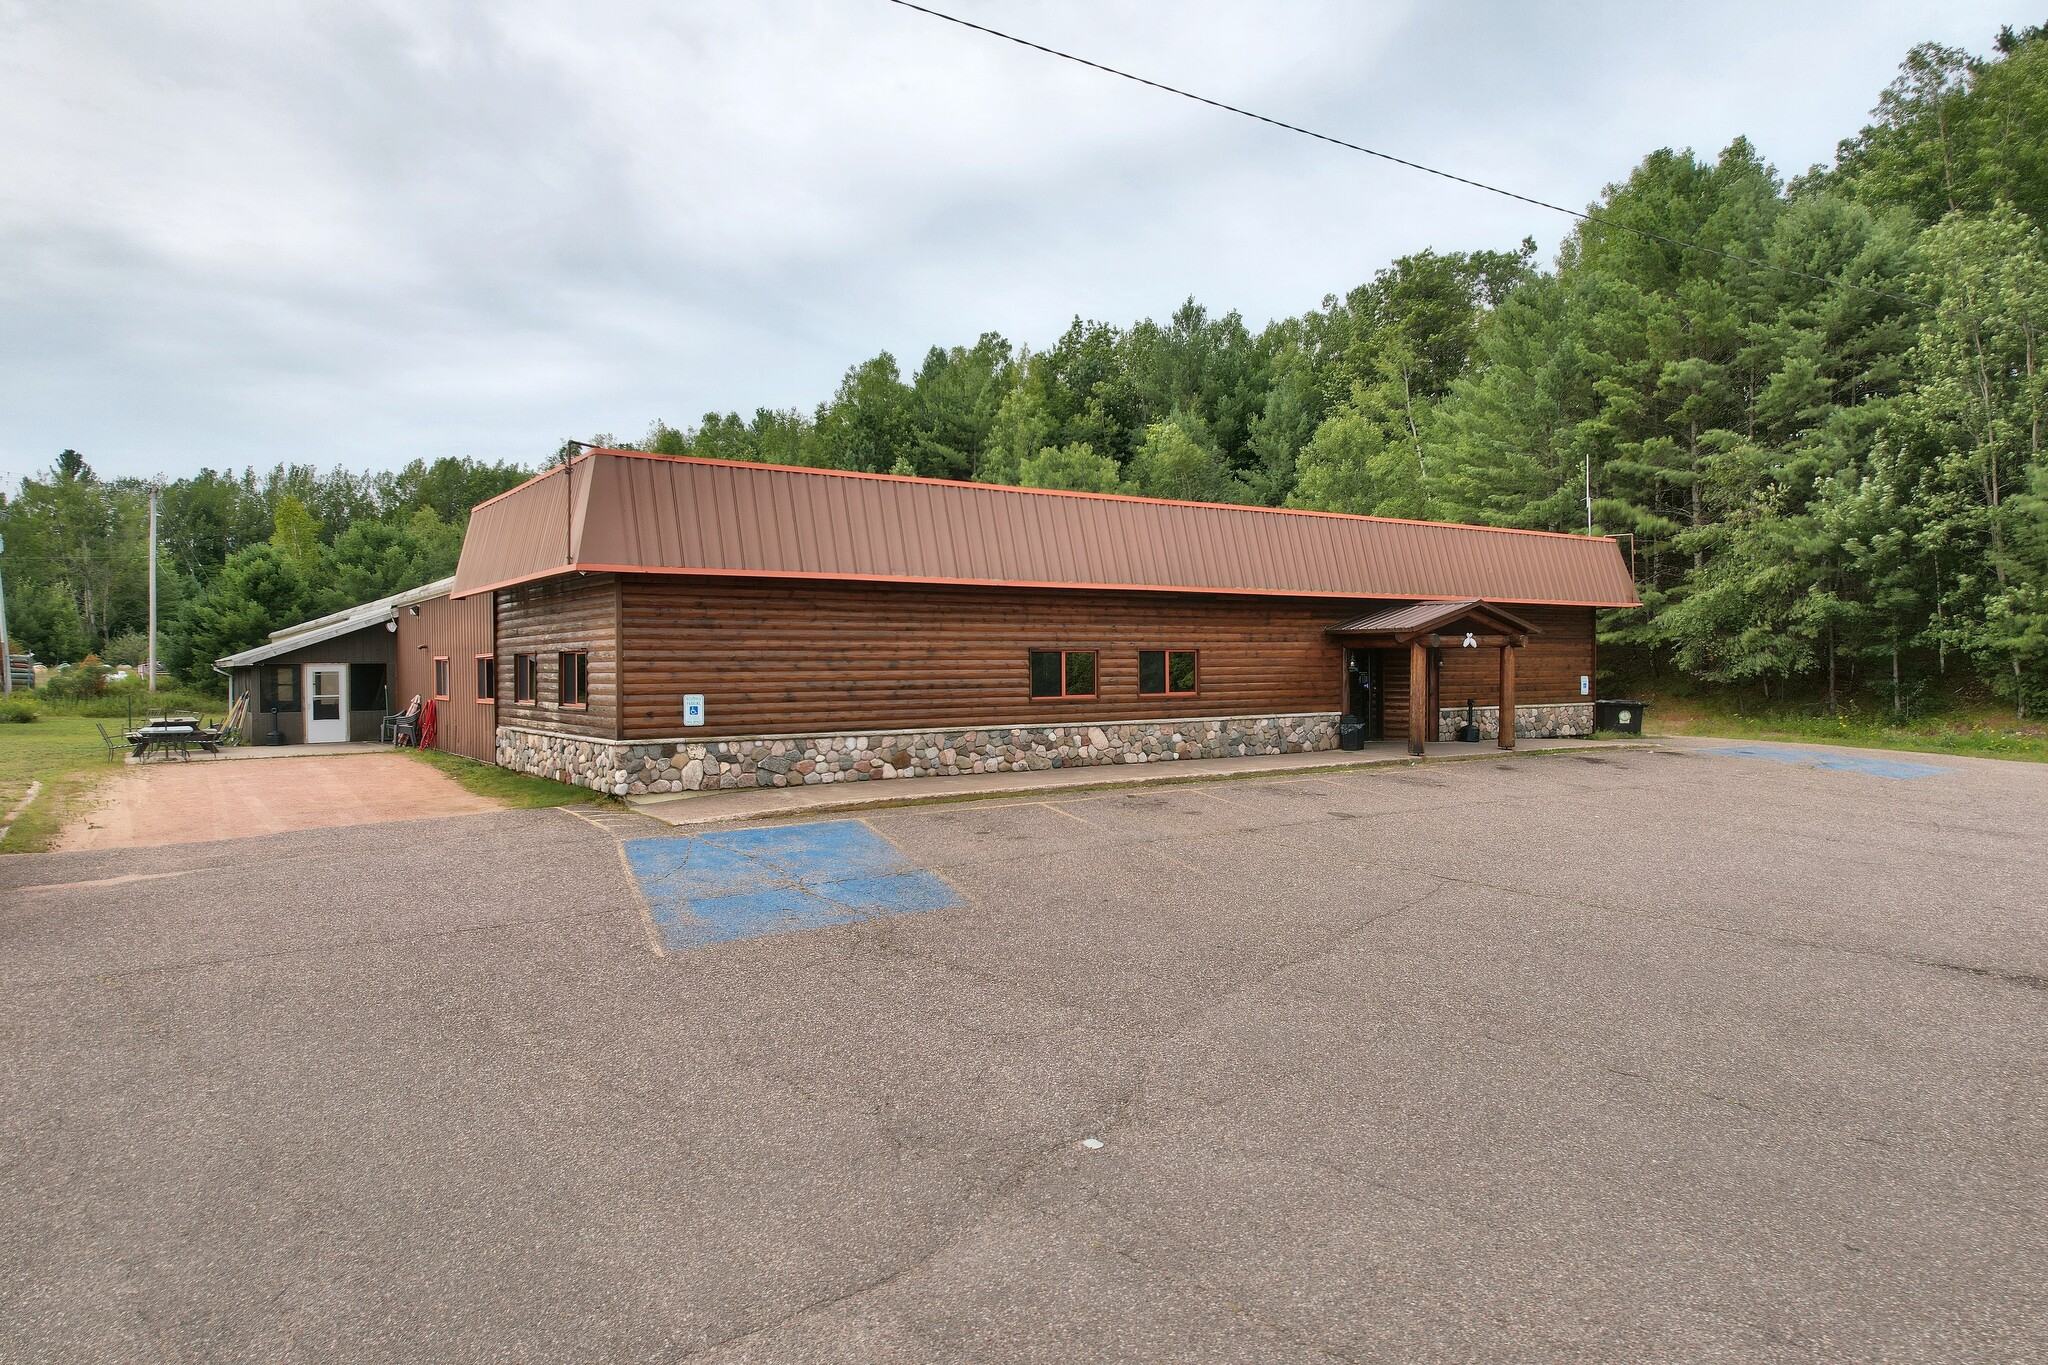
[626,735,1643,827]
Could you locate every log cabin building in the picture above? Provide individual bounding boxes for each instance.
[431,449,1639,796]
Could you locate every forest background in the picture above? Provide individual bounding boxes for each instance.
[3,25,2044,717]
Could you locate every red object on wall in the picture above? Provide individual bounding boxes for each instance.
[418,695,438,749]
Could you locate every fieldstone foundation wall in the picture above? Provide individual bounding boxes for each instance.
[1435,702,1594,742]
[497,713,1342,797]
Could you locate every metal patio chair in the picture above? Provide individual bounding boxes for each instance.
[94,722,127,762]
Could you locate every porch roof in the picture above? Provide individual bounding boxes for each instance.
[1325,598,1539,640]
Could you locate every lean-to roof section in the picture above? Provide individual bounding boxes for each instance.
[451,450,1643,607]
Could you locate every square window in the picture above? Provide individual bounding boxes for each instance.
[259,665,298,711]
[1139,649,1198,695]
[1029,649,1096,699]
[349,663,386,713]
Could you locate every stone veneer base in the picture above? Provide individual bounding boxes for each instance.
[498,713,1342,798]
[1435,702,1594,742]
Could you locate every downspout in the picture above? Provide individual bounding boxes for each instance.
[212,662,238,738]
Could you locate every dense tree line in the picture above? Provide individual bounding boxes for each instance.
[618,25,2048,716]
[0,454,526,681]
[5,24,2043,712]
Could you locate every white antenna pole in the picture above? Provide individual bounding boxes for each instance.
[1584,449,1593,534]
[148,487,158,693]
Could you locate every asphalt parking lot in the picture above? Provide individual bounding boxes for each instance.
[3,741,2044,1363]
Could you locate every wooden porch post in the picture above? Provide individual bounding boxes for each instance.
[1408,639,1428,756]
[1498,644,1517,750]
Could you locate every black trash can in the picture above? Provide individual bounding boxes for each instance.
[1337,716,1367,751]
[1595,699,1646,735]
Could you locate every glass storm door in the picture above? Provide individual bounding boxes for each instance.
[305,664,348,743]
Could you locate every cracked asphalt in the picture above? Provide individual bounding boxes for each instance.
[2,743,2044,1362]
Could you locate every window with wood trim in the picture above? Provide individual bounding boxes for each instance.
[513,653,538,703]
[558,650,588,708]
[1138,649,1199,696]
[475,655,496,702]
[433,656,451,700]
[1029,649,1096,699]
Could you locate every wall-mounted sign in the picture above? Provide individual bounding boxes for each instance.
[1461,632,1478,648]
[683,694,705,727]
[1580,675,1591,696]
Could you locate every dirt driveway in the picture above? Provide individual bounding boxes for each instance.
[56,752,502,850]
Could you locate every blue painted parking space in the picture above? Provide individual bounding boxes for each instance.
[624,820,963,952]
[1701,744,1952,780]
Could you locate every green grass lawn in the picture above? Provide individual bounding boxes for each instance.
[1638,692,2048,763]
[0,714,126,853]
[407,747,612,808]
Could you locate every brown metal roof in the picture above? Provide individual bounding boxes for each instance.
[1326,599,1538,637]
[452,450,1643,607]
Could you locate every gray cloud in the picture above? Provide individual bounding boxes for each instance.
[0,0,2017,483]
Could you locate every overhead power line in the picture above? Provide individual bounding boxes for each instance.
[882,0,1925,312]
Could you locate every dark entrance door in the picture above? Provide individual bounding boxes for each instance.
[1344,648,1384,741]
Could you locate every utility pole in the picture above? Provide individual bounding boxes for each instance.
[147,487,159,693]
[0,532,12,698]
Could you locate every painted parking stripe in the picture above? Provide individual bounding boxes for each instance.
[1701,744,1952,780]
[623,820,963,952]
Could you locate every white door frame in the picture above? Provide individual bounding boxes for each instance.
[304,663,349,743]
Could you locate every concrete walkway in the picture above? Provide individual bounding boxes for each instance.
[626,735,1644,828]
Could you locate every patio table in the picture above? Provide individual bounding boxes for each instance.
[128,725,223,760]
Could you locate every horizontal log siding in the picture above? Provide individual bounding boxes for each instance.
[1435,605,1594,710]
[617,577,1354,739]
[1381,648,1411,740]
[494,574,620,739]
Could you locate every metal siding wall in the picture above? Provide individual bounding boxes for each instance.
[395,590,498,762]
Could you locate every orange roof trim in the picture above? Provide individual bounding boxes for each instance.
[452,449,1643,608]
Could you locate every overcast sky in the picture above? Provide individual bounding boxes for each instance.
[0,0,2022,486]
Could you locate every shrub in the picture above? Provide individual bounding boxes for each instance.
[41,661,112,703]
[0,696,39,723]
